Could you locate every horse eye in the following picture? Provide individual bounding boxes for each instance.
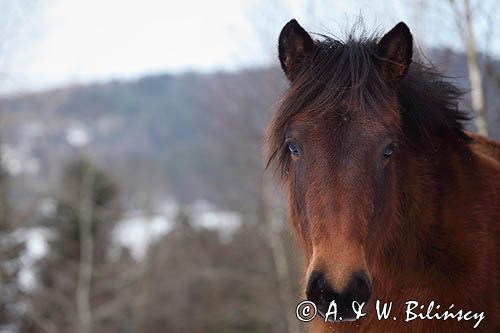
[383,143,396,159]
[288,141,300,156]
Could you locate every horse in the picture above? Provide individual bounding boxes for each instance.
[266,19,500,332]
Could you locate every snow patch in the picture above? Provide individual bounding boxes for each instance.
[11,228,53,291]
[112,213,173,260]
[66,123,90,147]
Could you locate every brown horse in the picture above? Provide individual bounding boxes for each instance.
[266,20,500,332]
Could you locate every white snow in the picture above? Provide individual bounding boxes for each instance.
[112,200,242,259]
[6,200,242,291]
[1,143,40,175]
[191,200,241,240]
[112,212,173,260]
[66,123,90,147]
[11,228,53,291]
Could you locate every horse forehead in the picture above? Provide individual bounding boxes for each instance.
[297,108,382,139]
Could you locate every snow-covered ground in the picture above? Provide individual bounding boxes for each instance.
[113,199,241,259]
[190,200,241,241]
[11,227,54,291]
[112,212,173,259]
[14,199,241,289]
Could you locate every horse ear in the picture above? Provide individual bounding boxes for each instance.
[375,22,413,83]
[278,19,315,81]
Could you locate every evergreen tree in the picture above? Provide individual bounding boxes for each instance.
[19,158,123,332]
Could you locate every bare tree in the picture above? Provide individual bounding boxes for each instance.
[18,159,128,333]
[198,68,303,333]
[75,162,95,333]
[449,0,489,135]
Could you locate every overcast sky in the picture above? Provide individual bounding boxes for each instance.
[0,0,498,95]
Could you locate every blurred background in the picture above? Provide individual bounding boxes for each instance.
[0,1,499,332]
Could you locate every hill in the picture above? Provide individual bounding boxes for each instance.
[0,49,499,215]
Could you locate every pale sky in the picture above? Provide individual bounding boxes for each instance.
[0,0,498,95]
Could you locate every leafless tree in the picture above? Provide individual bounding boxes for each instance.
[75,162,95,333]
[449,0,489,135]
[18,159,134,333]
[198,68,303,333]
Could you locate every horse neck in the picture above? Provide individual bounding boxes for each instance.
[369,134,470,290]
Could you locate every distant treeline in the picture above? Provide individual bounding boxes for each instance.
[0,48,498,212]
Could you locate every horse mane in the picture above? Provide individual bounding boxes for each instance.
[266,31,471,179]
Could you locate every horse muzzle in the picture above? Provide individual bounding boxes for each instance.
[306,270,372,321]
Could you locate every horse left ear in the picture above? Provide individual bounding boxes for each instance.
[278,19,315,81]
[375,22,413,83]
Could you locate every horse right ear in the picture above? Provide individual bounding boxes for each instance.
[375,22,413,83]
[278,19,315,81]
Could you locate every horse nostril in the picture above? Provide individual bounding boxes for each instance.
[306,271,333,308]
[344,271,372,305]
[306,270,372,321]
